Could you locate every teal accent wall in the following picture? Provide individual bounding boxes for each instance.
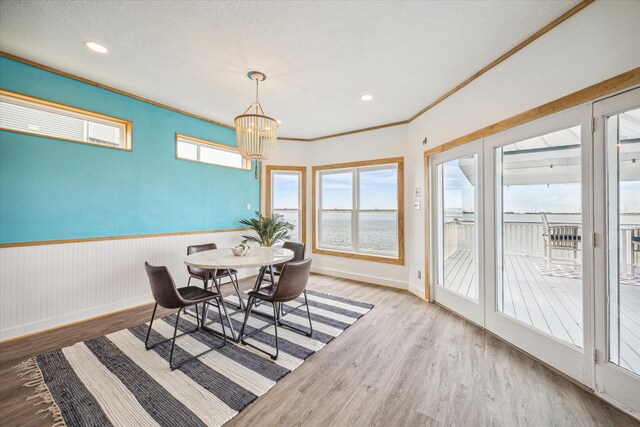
[0,57,259,244]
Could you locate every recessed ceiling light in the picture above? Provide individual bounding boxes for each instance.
[84,41,108,54]
[361,94,373,101]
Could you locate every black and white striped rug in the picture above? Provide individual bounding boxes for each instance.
[17,290,373,427]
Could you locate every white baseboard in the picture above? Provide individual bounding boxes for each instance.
[0,294,154,342]
[408,282,426,299]
[311,266,408,290]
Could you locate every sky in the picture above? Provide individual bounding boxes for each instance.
[273,156,639,214]
[443,159,640,214]
[316,168,398,210]
[272,173,299,209]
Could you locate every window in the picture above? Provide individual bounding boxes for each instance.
[0,89,131,150]
[313,158,404,264]
[266,166,306,243]
[176,133,251,170]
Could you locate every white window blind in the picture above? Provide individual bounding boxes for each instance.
[0,90,130,150]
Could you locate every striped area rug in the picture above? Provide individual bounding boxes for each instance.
[17,290,373,427]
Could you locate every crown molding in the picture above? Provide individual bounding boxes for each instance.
[0,0,594,143]
[0,51,236,132]
[407,0,594,122]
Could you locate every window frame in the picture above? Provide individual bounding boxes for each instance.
[175,133,251,170]
[312,157,404,265]
[266,165,307,244]
[0,89,132,151]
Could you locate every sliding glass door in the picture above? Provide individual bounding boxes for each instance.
[484,106,592,384]
[494,124,584,348]
[427,88,640,416]
[593,88,640,412]
[430,142,484,325]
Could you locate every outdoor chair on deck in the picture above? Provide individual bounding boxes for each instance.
[238,258,313,360]
[632,228,640,277]
[144,262,227,370]
[541,214,581,266]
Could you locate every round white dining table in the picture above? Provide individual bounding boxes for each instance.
[184,246,294,270]
[184,247,294,341]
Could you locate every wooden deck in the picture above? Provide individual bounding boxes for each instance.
[443,250,640,374]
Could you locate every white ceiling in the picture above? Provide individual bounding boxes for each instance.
[0,0,580,139]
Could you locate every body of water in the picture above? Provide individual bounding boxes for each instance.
[316,211,638,253]
[320,212,398,253]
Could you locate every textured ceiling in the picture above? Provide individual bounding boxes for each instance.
[0,0,580,139]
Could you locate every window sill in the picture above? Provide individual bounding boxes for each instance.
[312,247,404,265]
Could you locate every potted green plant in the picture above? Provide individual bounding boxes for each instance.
[240,211,294,247]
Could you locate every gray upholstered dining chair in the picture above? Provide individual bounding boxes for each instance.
[238,258,313,360]
[273,241,306,275]
[262,241,307,316]
[261,241,306,290]
[187,243,245,309]
[144,262,227,370]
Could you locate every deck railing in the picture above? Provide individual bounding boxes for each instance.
[443,221,639,271]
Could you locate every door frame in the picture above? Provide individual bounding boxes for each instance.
[481,104,593,386]
[429,141,485,325]
[592,87,640,415]
[421,74,640,418]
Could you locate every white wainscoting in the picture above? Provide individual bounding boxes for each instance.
[0,230,257,341]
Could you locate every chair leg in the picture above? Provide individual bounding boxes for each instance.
[215,297,228,344]
[271,302,279,360]
[239,297,281,360]
[144,303,158,350]
[167,301,226,371]
[186,300,200,321]
[169,307,182,370]
[303,290,313,336]
[238,296,255,341]
[184,276,205,320]
[277,292,313,337]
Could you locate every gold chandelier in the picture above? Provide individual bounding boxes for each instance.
[234,71,279,179]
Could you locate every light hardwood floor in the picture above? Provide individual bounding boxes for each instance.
[1,274,638,426]
[443,250,640,372]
